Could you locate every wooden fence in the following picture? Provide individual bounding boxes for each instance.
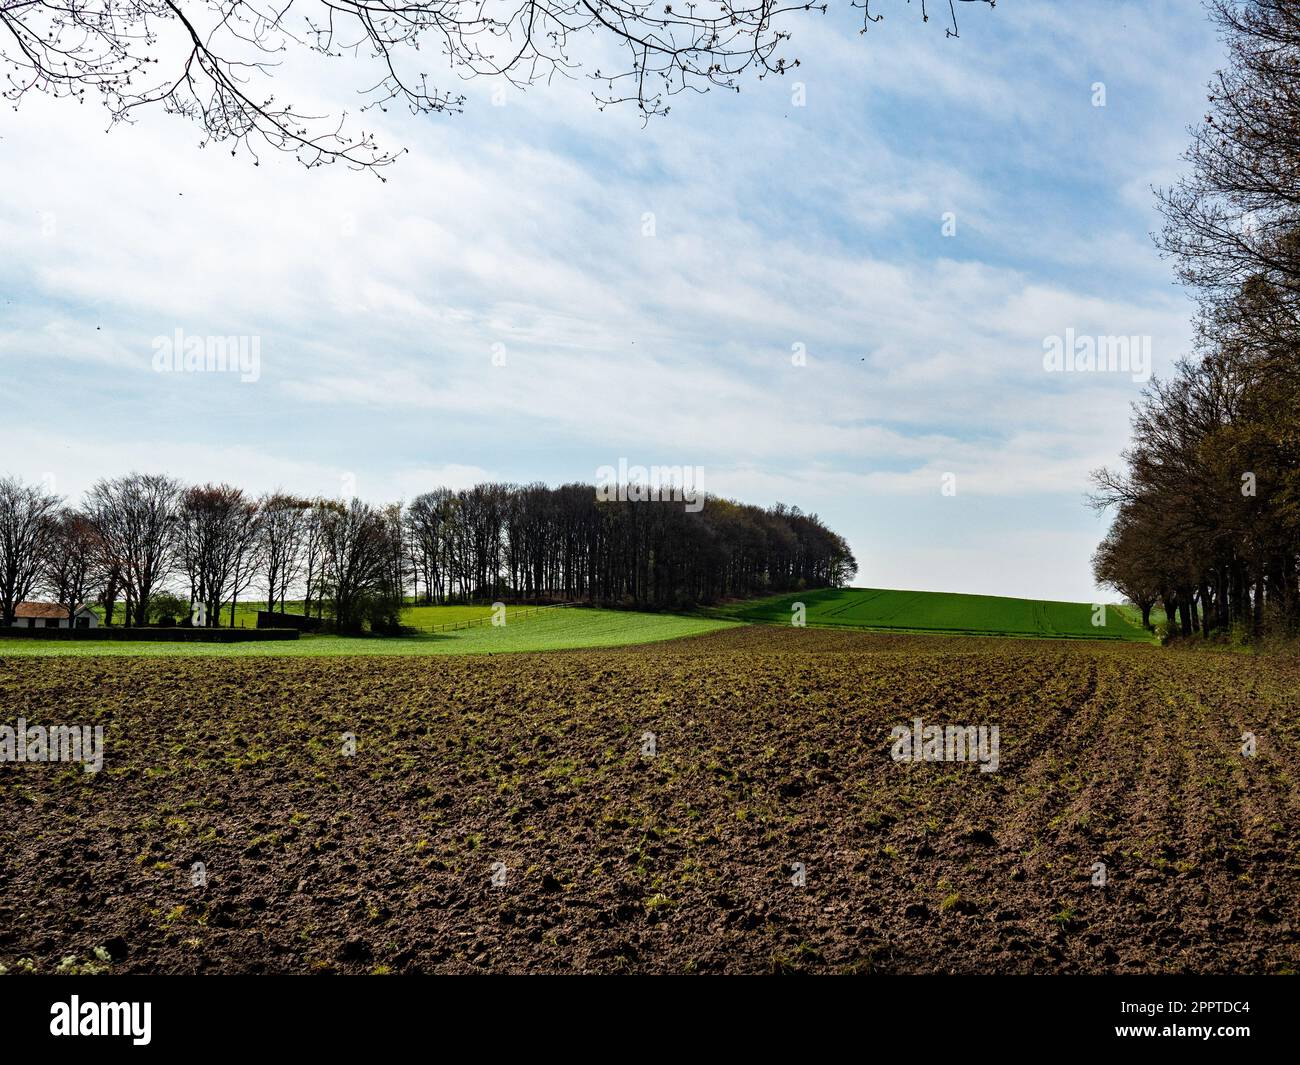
[424,602,577,633]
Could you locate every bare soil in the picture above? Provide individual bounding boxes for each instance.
[1,627,1296,973]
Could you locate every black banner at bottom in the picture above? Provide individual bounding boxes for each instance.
[0,975,1287,1053]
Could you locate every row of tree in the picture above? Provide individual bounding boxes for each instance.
[1092,0,1300,638]
[0,473,856,632]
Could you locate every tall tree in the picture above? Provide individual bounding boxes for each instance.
[259,494,310,616]
[320,498,395,632]
[1158,0,1300,321]
[43,510,105,624]
[177,484,263,626]
[1092,506,1162,630]
[1097,1,1300,640]
[86,473,183,627]
[0,475,61,626]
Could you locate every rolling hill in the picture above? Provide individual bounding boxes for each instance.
[705,587,1154,642]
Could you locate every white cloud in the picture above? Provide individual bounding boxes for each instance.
[0,1,1225,600]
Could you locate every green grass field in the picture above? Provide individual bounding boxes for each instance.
[2,607,737,657]
[707,587,1155,642]
[1112,602,1169,631]
[39,588,1154,657]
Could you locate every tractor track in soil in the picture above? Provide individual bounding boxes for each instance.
[0,627,1296,974]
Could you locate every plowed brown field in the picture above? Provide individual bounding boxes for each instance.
[1,627,1297,974]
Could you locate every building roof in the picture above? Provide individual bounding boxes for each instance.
[14,602,91,619]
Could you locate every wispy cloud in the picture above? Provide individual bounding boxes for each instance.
[0,0,1223,600]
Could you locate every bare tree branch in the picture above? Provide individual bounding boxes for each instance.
[1,0,992,173]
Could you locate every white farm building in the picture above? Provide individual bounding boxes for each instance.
[5,602,99,629]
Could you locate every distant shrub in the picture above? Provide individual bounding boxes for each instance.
[148,592,190,624]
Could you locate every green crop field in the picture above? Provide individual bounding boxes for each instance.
[1,607,737,657]
[43,588,1153,658]
[402,604,506,628]
[707,587,1154,642]
[131,601,509,630]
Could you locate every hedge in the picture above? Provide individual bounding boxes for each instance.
[0,627,300,642]
[257,610,325,633]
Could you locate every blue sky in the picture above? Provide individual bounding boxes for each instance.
[0,1,1225,601]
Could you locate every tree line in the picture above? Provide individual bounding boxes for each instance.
[1092,0,1300,639]
[0,473,856,633]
